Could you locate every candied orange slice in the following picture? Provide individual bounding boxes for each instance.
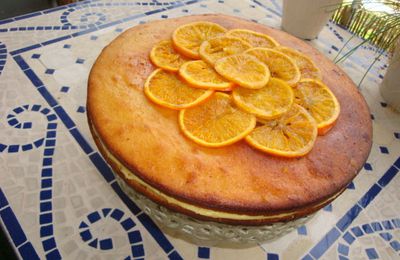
[275,46,322,80]
[179,92,256,147]
[232,78,293,119]
[199,36,252,65]
[179,60,234,90]
[245,48,300,85]
[150,40,190,72]
[292,79,340,135]
[172,21,227,59]
[144,69,213,110]
[246,104,317,157]
[226,29,279,48]
[214,54,270,89]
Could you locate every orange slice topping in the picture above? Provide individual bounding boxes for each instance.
[226,29,279,48]
[172,21,227,59]
[144,69,213,110]
[179,92,256,147]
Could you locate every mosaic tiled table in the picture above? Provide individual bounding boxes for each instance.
[0,0,399,259]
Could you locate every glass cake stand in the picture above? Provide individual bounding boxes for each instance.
[113,172,313,245]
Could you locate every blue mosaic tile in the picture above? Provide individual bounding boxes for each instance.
[121,218,136,231]
[41,179,52,189]
[34,138,44,147]
[137,213,174,254]
[8,117,19,126]
[45,69,55,75]
[46,131,56,138]
[378,166,398,187]
[47,114,57,121]
[40,108,50,115]
[32,104,41,111]
[22,144,33,151]
[13,107,23,114]
[301,255,313,260]
[88,211,101,224]
[297,225,308,235]
[54,106,76,129]
[131,244,145,257]
[379,146,389,154]
[0,144,7,152]
[358,184,381,208]
[337,204,362,232]
[22,122,32,129]
[76,58,85,64]
[31,54,41,59]
[90,35,98,40]
[77,106,86,113]
[88,238,98,248]
[347,181,355,189]
[41,168,52,177]
[70,128,93,154]
[390,240,400,251]
[393,218,400,228]
[8,145,19,153]
[90,153,115,182]
[361,224,374,234]
[39,213,52,225]
[382,220,394,230]
[43,148,54,156]
[394,157,400,169]
[42,237,56,251]
[46,249,61,259]
[309,227,341,259]
[102,208,111,217]
[63,44,71,49]
[0,207,27,247]
[338,243,349,256]
[80,229,93,242]
[40,190,52,201]
[79,221,88,229]
[45,139,56,147]
[99,238,113,250]
[394,132,400,139]
[198,247,210,259]
[365,248,379,259]
[351,226,363,237]
[324,204,333,212]
[0,189,8,209]
[364,163,373,171]
[40,225,53,237]
[18,242,40,260]
[60,86,70,93]
[38,86,58,107]
[379,232,393,241]
[110,208,124,221]
[128,230,142,244]
[371,222,383,232]
[267,253,279,260]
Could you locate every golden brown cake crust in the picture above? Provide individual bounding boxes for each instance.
[87,14,372,219]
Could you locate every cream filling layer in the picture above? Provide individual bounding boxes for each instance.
[93,124,339,221]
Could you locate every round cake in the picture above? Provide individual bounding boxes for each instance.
[87,14,372,225]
